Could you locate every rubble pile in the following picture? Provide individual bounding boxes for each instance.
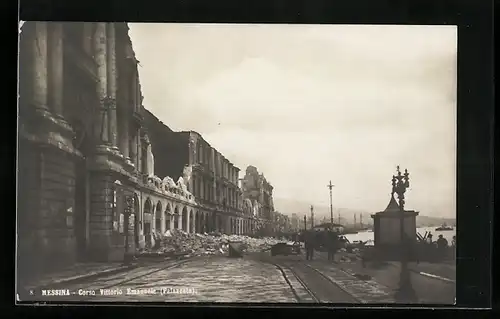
[139,230,283,258]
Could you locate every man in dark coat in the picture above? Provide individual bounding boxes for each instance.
[436,234,449,259]
[304,231,315,261]
[327,230,339,261]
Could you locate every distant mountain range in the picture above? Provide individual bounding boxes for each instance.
[273,198,372,225]
[273,197,455,227]
[415,215,456,228]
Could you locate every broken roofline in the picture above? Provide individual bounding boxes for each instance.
[180,130,240,170]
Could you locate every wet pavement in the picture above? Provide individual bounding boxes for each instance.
[27,256,297,303]
[20,250,455,305]
[313,251,456,304]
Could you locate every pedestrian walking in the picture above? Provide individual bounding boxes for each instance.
[304,231,315,261]
[327,230,338,262]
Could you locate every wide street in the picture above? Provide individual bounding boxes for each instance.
[27,250,455,304]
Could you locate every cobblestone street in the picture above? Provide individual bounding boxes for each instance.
[22,249,456,304]
[29,256,297,303]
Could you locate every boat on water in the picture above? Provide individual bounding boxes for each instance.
[435,223,454,231]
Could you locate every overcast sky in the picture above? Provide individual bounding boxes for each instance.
[128,24,457,218]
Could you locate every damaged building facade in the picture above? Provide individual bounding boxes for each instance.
[144,111,257,236]
[240,166,276,235]
[17,22,208,282]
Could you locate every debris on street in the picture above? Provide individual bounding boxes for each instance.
[137,229,283,258]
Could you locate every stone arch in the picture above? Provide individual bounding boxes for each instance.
[154,201,163,232]
[182,206,188,232]
[199,211,205,234]
[212,213,217,233]
[144,198,153,247]
[165,202,172,231]
[196,211,202,233]
[173,205,180,230]
[133,193,140,247]
[220,215,225,234]
[189,209,194,233]
[144,197,152,214]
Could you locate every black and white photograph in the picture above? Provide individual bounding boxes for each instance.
[17,22,457,305]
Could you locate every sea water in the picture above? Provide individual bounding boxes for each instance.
[344,226,456,244]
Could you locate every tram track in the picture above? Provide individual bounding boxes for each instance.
[272,262,320,303]
[301,263,364,303]
[271,260,361,303]
[67,259,191,292]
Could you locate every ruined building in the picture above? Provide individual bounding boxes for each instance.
[17,22,208,283]
[241,166,275,233]
[144,111,256,236]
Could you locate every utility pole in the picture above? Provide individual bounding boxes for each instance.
[303,215,307,231]
[310,205,314,229]
[327,181,335,227]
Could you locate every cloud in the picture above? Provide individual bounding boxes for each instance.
[129,23,457,217]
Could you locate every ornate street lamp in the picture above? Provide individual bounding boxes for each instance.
[393,166,417,302]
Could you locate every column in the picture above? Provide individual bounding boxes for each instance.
[130,67,137,112]
[160,211,166,234]
[119,109,130,160]
[178,214,183,231]
[185,211,190,233]
[129,129,138,167]
[93,23,109,144]
[107,23,118,149]
[32,22,49,113]
[199,178,204,200]
[191,213,196,233]
[169,214,174,230]
[48,23,64,118]
[136,132,142,172]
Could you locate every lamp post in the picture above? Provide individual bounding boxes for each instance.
[393,166,417,302]
[114,180,134,265]
[327,181,335,228]
[113,180,122,232]
[123,195,134,265]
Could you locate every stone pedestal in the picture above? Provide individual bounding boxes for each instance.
[371,195,419,249]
